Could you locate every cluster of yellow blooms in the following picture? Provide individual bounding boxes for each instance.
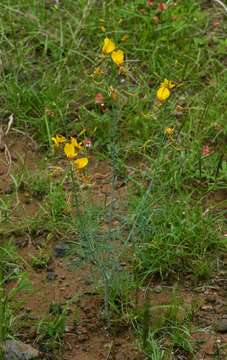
[102,37,175,104]
[52,135,88,170]
[156,79,176,102]
[102,37,124,66]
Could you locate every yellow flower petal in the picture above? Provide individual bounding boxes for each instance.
[52,137,58,146]
[74,157,88,170]
[111,50,124,66]
[156,86,170,102]
[102,37,116,54]
[64,143,78,159]
[165,127,174,136]
[70,137,82,151]
[52,134,66,147]
[56,135,66,142]
[161,79,176,89]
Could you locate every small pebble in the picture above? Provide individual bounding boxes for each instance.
[53,242,69,257]
[3,185,14,194]
[201,305,213,311]
[216,318,227,333]
[154,286,162,293]
[65,325,74,333]
[46,271,57,281]
[4,339,39,360]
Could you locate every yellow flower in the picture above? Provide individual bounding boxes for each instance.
[102,37,116,54]
[111,50,124,66]
[74,157,88,170]
[161,79,176,89]
[70,137,82,151]
[52,134,66,147]
[64,143,77,159]
[156,86,170,101]
[165,127,174,137]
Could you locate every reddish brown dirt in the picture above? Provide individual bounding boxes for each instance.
[134,273,227,359]
[1,133,227,360]
[0,131,41,219]
[0,131,39,189]
[7,241,144,360]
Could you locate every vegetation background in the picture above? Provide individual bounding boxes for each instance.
[0,0,226,359]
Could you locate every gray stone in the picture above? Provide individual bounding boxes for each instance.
[53,242,69,257]
[4,340,39,360]
[154,286,162,293]
[46,271,57,281]
[216,318,227,333]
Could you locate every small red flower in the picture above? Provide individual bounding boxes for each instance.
[147,0,154,6]
[212,20,220,28]
[95,92,106,113]
[95,92,104,104]
[84,138,92,149]
[157,2,168,11]
[202,144,210,157]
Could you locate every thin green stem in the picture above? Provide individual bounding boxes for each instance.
[44,113,52,148]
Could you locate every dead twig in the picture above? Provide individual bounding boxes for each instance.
[5,113,14,135]
[4,145,12,176]
[2,114,14,175]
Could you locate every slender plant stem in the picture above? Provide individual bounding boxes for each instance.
[69,164,87,243]
[44,113,52,148]
[125,181,153,245]
[143,288,151,350]
[215,154,223,180]
[69,164,110,325]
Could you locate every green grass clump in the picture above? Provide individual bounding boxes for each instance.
[132,195,222,279]
[36,305,68,351]
[0,242,32,351]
